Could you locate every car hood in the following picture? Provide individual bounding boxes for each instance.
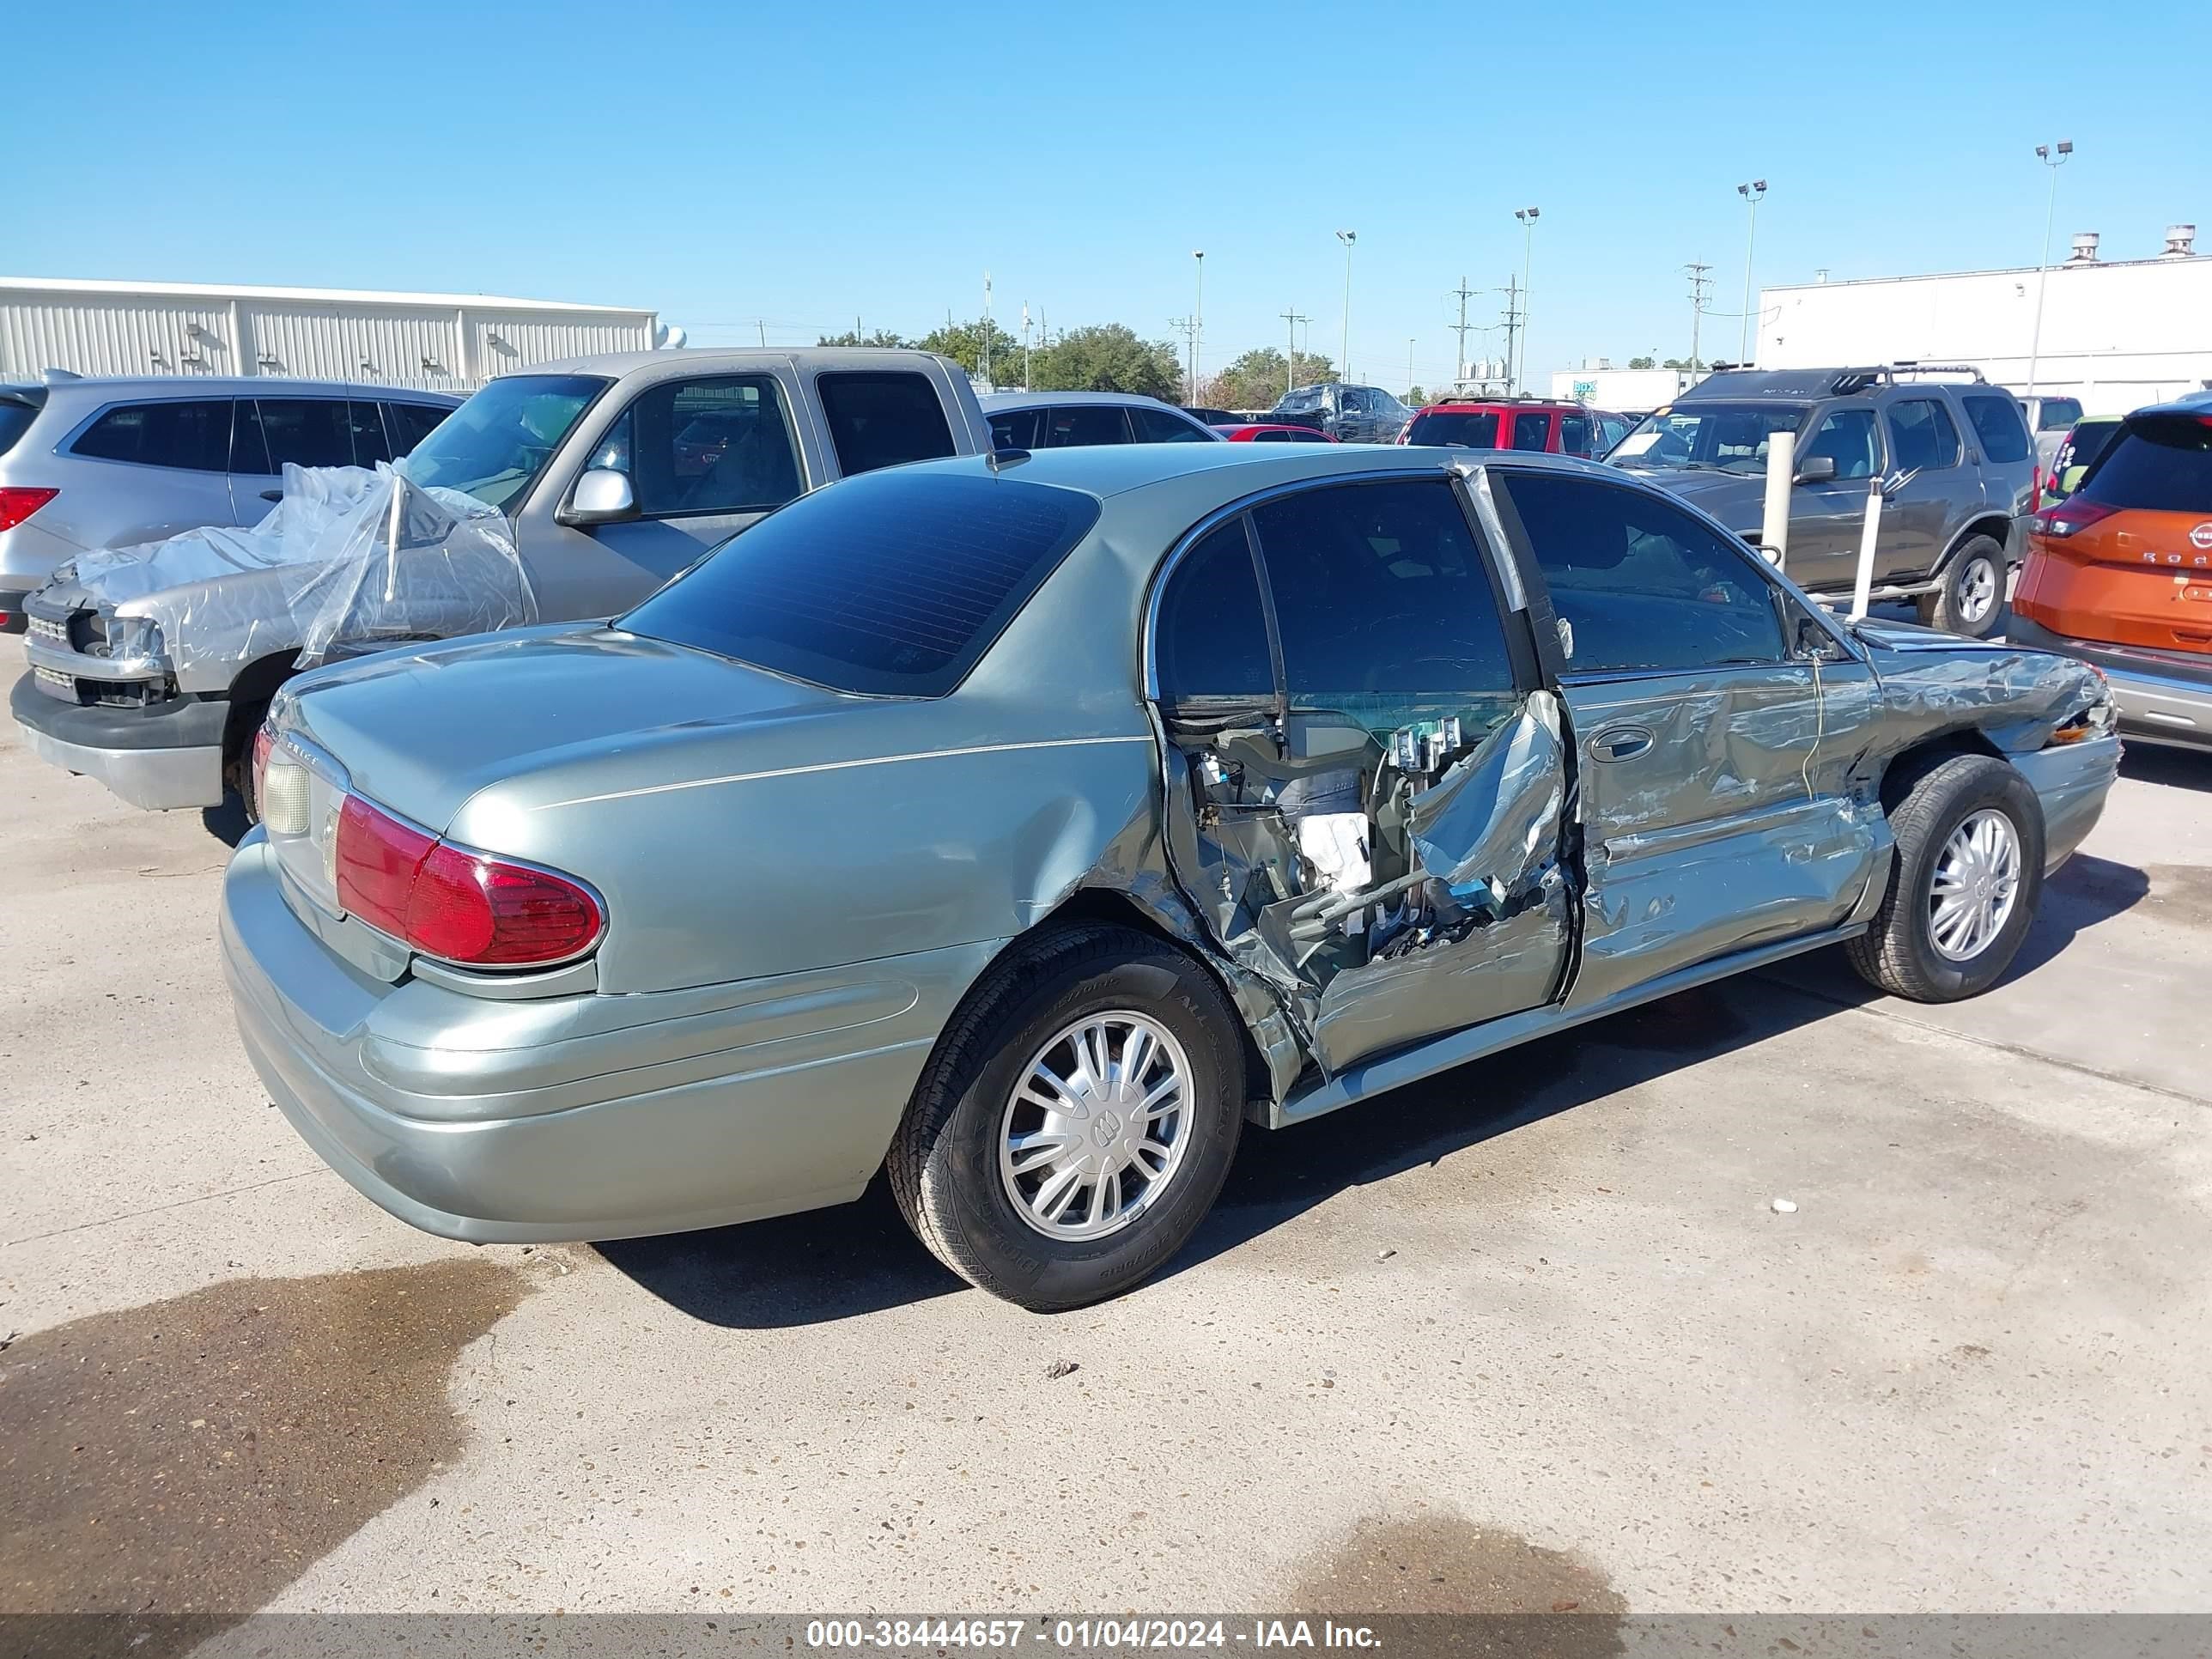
[1612,465,1764,528]
[282,623,858,835]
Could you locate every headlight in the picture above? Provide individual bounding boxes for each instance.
[105,613,167,665]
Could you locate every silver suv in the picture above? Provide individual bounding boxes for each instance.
[0,374,461,622]
[1609,367,2040,637]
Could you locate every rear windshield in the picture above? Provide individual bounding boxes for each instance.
[619,469,1102,697]
[2078,414,2212,514]
[0,397,38,458]
[1406,410,1502,447]
[2036,398,2083,433]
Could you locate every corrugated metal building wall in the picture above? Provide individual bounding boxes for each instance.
[0,279,659,391]
[1756,234,2211,416]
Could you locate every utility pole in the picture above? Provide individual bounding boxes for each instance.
[1450,275,1476,385]
[1280,308,1310,397]
[1498,276,1521,396]
[982,271,994,387]
[756,320,767,347]
[2027,141,2074,397]
[1407,337,1416,399]
[1735,180,1766,363]
[1684,261,1713,371]
[1021,302,1032,391]
[1170,315,1199,393]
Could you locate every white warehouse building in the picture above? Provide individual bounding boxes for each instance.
[0,277,662,392]
[1755,226,2210,416]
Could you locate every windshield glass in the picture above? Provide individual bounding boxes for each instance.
[0,397,39,458]
[1273,387,1325,414]
[398,374,606,509]
[1610,403,1808,474]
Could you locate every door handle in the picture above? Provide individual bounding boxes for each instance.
[259,489,283,501]
[1592,725,1654,762]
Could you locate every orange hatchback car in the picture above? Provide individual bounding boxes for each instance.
[2010,397,2212,752]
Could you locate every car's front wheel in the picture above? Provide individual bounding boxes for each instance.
[887,924,1246,1311]
[1846,753,2045,1001]
[1919,535,2007,639]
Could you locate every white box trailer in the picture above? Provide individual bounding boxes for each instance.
[0,277,659,392]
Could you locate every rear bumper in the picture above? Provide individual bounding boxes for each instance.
[10,671,228,808]
[220,834,999,1243]
[2006,615,2212,753]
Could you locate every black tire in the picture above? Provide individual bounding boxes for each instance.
[1918,534,2007,639]
[887,924,1247,1311]
[1846,753,2045,1002]
[222,696,273,827]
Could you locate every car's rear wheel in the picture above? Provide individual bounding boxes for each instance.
[222,695,274,827]
[1919,535,2007,639]
[1846,753,2045,1001]
[887,924,1246,1311]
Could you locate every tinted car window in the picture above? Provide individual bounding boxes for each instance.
[1132,406,1212,443]
[1045,404,1133,447]
[1510,412,1553,452]
[1559,414,1594,457]
[252,399,356,471]
[1802,407,1881,479]
[620,471,1099,697]
[348,401,392,467]
[71,399,231,472]
[604,376,803,516]
[1155,520,1273,702]
[2078,415,2212,513]
[1252,479,1513,702]
[1255,428,1328,443]
[816,371,957,476]
[1887,398,1961,472]
[2037,398,2083,433]
[1960,394,2031,465]
[385,401,448,456]
[988,407,1043,449]
[1405,410,1501,447]
[0,397,38,459]
[1499,471,1786,674]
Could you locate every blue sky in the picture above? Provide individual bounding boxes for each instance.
[11,0,2203,392]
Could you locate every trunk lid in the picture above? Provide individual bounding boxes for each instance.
[282,623,850,834]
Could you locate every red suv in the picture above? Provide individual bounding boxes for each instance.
[1397,398,1630,459]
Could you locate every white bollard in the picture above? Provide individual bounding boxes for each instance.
[1849,481,1885,621]
[1759,429,1794,568]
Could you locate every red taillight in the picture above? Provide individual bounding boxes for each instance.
[0,487,58,533]
[2033,497,2118,538]
[333,793,603,967]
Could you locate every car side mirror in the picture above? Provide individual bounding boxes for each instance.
[559,467,638,527]
[1794,454,1838,483]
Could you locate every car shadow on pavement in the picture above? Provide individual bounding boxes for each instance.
[201,791,251,848]
[593,1175,967,1328]
[2121,745,2212,793]
[597,851,2152,1324]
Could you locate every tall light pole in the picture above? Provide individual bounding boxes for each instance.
[1513,208,1540,392]
[1735,180,1766,364]
[2026,141,2074,398]
[1336,230,1357,380]
[1191,250,1205,405]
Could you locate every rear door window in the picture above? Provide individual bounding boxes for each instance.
[1044,404,1133,447]
[347,401,392,466]
[1252,479,1516,705]
[816,371,957,476]
[1559,414,1594,457]
[1498,470,1787,674]
[1510,411,1553,451]
[599,375,804,516]
[71,399,232,472]
[1960,393,2031,464]
[2079,416,2212,513]
[251,399,356,471]
[1886,398,1962,472]
[618,470,1099,697]
[1132,405,1213,443]
[988,406,1043,450]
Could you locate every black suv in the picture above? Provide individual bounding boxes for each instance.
[1266,382,1416,445]
[1607,366,2040,637]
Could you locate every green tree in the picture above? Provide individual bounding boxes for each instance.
[1026,324,1184,399]
[817,327,911,348]
[1627,356,1656,371]
[1405,385,1429,407]
[915,317,1024,381]
[1200,347,1339,411]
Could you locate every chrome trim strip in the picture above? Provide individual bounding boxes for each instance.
[23,635,167,684]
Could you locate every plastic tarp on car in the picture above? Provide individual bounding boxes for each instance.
[58,463,534,678]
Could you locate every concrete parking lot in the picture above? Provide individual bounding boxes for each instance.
[4,626,2209,1622]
